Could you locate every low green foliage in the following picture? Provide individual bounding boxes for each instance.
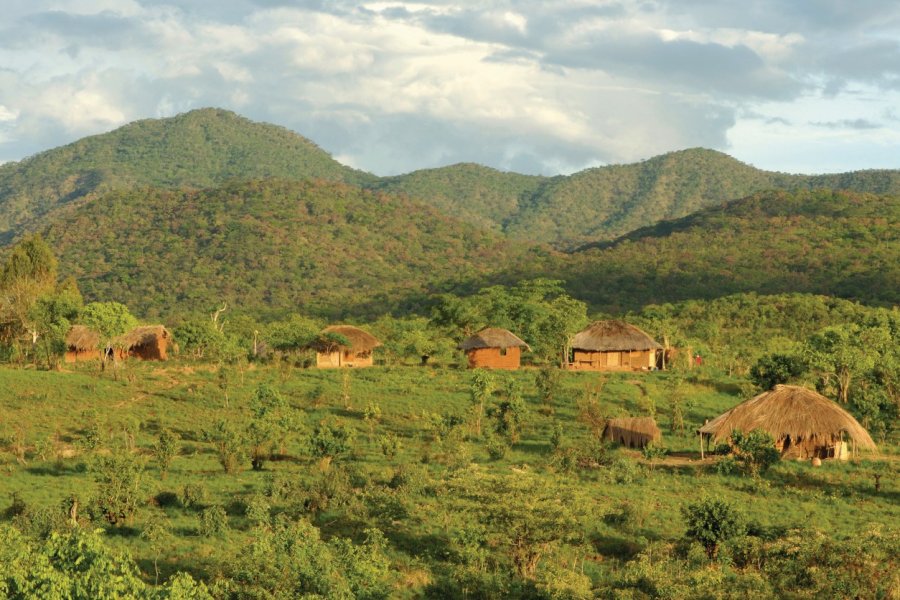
[682,497,747,560]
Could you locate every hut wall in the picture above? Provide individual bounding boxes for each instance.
[316,349,374,368]
[570,350,655,371]
[64,348,102,363]
[129,337,168,360]
[466,347,521,370]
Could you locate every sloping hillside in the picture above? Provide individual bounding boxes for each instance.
[550,189,900,312]
[0,108,373,242]
[42,179,535,320]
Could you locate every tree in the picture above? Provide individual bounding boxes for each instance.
[246,384,301,470]
[27,278,83,369]
[80,301,138,371]
[535,365,561,415]
[308,418,354,468]
[152,428,179,479]
[682,498,746,560]
[91,451,145,525]
[804,325,878,404]
[469,370,496,437]
[0,234,62,358]
[749,353,807,391]
[204,419,247,474]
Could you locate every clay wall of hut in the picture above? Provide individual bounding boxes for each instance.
[466,346,522,370]
[64,348,102,363]
[316,349,374,368]
[570,349,656,371]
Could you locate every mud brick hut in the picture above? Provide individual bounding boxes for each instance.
[459,327,530,370]
[698,385,877,460]
[64,325,102,363]
[568,320,662,371]
[603,417,662,449]
[313,325,381,368]
[116,325,172,360]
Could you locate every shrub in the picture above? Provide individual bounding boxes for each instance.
[152,428,179,479]
[732,429,780,476]
[91,451,144,525]
[199,505,228,537]
[681,498,746,560]
[485,436,509,460]
[180,483,209,510]
[378,432,400,460]
[308,418,355,466]
[203,419,246,474]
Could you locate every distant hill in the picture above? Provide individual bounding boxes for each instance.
[384,148,900,248]
[0,108,373,243]
[41,179,534,321]
[548,189,900,313]
[3,109,900,251]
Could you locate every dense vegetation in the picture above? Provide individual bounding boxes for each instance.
[41,179,536,321]
[0,109,373,243]
[3,108,900,249]
[555,189,900,312]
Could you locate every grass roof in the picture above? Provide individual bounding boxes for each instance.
[458,327,530,351]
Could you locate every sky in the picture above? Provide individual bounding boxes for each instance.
[1,0,899,176]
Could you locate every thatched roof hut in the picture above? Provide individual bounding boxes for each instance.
[571,320,662,352]
[66,325,100,352]
[699,385,876,459]
[458,328,530,352]
[64,325,102,363]
[459,327,530,370]
[603,417,662,449]
[569,320,662,371]
[312,325,381,368]
[115,325,171,360]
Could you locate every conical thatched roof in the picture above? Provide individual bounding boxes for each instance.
[65,325,100,351]
[570,320,661,352]
[699,385,876,451]
[603,417,662,448]
[458,327,530,351]
[316,325,382,352]
[116,325,170,350]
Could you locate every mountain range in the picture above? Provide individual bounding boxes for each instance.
[1,108,897,319]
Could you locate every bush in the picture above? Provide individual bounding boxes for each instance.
[485,436,509,460]
[199,505,228,537]
[180,483,209,510]
[91,451,144,525]
[749,353,806,390]
[732,429,780,476]
[714,456,740,476]
[681,498,746,560]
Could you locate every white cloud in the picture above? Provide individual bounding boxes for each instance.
[0,0,897,173]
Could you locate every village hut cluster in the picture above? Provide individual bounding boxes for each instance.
[61,316,878,464]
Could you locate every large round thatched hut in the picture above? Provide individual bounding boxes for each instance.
[115,325,172,360]
[64,325,102,363]
[459,327,530,370]
[698,385,877,460]
[603,417,662,449]
[568,320,662,371]
[312,325,382,368]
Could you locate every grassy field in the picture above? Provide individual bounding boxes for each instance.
[0,361,897,597]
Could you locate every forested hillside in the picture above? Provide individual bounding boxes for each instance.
[3,108,900,251]
[385,149,900,248]
[42,179,536,321]
[550,189,900,312]
[0,109,373,243]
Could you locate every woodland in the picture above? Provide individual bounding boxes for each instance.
[0,109,897,599]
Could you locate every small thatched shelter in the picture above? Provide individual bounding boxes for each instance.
[458,327,530,370]
[603,417,662,449]
[64,325,102,363]
[698,385,877,460]
[568,320,662,371]
[312,325,381,368]
[115,325,171,361]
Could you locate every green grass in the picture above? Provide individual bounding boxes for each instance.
[0,362,896,596]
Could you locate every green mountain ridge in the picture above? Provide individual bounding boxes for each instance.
[3,107,900,250]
